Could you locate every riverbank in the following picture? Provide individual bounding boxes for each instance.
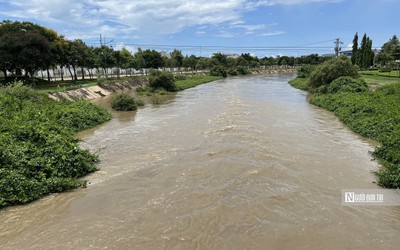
[0,83,111,208]
[289,75,400,188]
[47,68,298,101]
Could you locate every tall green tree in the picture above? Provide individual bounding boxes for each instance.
[351,32,359,65]
[377,35,400,66]
[171,49,184,69]
[141,49,164,69]
[0,20,59,82]
[352,33,374,69]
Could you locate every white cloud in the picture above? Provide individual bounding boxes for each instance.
[260,31,286,36]
[0,0,341,41]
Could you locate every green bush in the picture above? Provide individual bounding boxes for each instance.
[0,83,111,208]
[149,70,177,91]
[109,93,137,111]
[288,77,309,91]
[236,66,251,75]
[327,76,368,94]
[309,56,359,91]
[174,74,187,80]
[210,66,227,78]
[228,68,238,76]
[297,65,316,78]
[136,98,145,106]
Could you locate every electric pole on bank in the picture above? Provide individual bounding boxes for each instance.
[334,38,343,58]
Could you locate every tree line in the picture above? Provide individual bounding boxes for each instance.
[351,32,400,70]
[0,20,331,83]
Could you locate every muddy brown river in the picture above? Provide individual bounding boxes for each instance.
[1,74,400,249]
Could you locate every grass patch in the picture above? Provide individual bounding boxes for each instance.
[360,72,400,86]
[0,83,111,208]
[175,75,223,90]
[360,70,400,78]
[288,77,309,91]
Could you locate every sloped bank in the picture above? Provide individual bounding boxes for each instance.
[48,77,146,101]
[0,83,111,209]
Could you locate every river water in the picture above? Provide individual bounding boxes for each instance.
[1,74,400,249]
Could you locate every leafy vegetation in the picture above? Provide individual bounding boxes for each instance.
[297,65,316,78]
[210,66,228,77]
[0,83,111,208]
[376,35,400,67]
[175,76,223,90]
[109,93,138,111]
[351,32,374,70]
[288,77,309,91]
[309,56,359,91]
[326,76,368,94]
[148,70,177,91]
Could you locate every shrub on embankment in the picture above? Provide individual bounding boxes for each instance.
[289,59,400,188]
[308,56,359,92]
[0,83,111,208]
[109,93,138,111]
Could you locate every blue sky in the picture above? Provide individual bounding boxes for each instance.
[0,0,399,57]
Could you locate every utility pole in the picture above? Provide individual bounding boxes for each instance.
[334,38,343,58]
[100,34,103,46]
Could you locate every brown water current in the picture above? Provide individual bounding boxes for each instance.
[1,74,400,249]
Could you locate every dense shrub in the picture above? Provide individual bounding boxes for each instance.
[327,76,368,94]
[109,93,137,111]
[149,70,177,91]
[308,56,359,91]
[297,65,316,78]
[228,68,238,76]
[288,77,309,91]
[210,66,227,77]
[174,74,187,80]
[236,66,251,75]
[0,83,111,208]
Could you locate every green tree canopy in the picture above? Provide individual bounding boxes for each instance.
[308,56,359,91]
[377,35,400,66]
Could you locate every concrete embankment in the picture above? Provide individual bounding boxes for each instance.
[251,68,298,74]
[48,77,146,101]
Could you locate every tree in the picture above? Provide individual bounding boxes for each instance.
[351,33,374,69]
[141,49,164,69]
[182,55,198,71]
[308,56,359,91]
[351,32,359,65]
[133,48,146,74]
[171,49,184,70]
[0,21,58,82]
[93,46,115,78]
[377,35,400,66]
[118,48,135,76]
[148,70,176,91]
[210,53,228,67]
[196,58,210,70]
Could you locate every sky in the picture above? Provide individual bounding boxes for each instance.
[0,0,399,57]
